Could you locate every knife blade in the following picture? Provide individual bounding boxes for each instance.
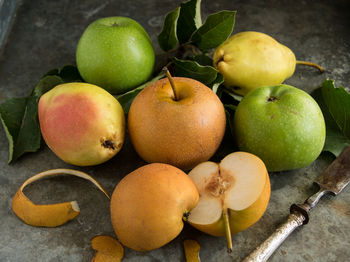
[242,146,350,262]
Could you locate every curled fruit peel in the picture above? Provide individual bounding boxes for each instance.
[91,235,124,262]
[12,168,110,227]
[184,239,201,262]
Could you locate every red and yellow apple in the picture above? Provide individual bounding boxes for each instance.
[110,163,199,251]
[38,82,125,166]
[127,74,226,170]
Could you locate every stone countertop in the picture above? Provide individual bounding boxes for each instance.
[0,0,349,261]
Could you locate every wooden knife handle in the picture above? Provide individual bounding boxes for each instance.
[242,212,306,262]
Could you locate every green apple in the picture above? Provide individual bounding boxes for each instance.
[233,84,326,172]
[76,16,155,94]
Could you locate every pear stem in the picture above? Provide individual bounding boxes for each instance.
[222,208,233,253]
[163,67,178,101]
[296,60,324,73]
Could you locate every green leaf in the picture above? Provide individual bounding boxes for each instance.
[312,80,350,157]
[323,123,350,157]
[224,104,237,112]
[321,79,350,139]
[117,73,165,114]
[0,98,27,162]
[211,108,237,161]
[173,57,218,86]
[190,10,236,52]
[223,88,243,102]
[193,54,213,66]
[176,0,202,43]
[11,95,42,162]
[0,75,64,163]
[58,65,83,83]
[43,65,82,83]
[0,65,83,163]
[210,73,224,94]
[44,68,59,77]
[158,7,181,51]
[32,75,65,97]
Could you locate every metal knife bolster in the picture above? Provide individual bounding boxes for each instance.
[290,186,330,224]
[243,188,340,262]
[293,145,350,224]
[242,212,305,262]
[242,146,350,262]
[242,188,323,262]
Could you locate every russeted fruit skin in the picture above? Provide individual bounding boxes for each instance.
[128,77,226,170]
[76,16,155,94]
[233,84,326,172]
[110,163,199,251]
[213,31,296,96]
[187,152,270,237]
[38,82,125,166]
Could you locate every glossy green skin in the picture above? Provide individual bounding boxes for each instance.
[76,17,155,94]
[233,85,326,172]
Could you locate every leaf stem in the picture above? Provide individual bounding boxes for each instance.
[156,41,193,56]
[296,60,324,73]
[163,67,178,101]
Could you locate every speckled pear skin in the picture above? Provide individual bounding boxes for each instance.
[234,84,326,171]
[38,82,125,166]
[213,31,296,96]
[128,77,226,170]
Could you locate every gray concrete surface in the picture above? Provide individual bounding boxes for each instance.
[0,0,20,54]
[0,0,350,261]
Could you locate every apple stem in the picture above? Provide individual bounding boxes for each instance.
[296,60,324,73]
[163,67,178,101]
[222,208,233,253]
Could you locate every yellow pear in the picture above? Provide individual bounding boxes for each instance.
[213,31,323,96]
[187,152,270,252]
[110,163,199,251]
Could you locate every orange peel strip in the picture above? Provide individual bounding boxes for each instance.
[91,235,124,262]
[184,239,201,262]
[12,168,110,227]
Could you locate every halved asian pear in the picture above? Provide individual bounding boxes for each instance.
[187,152,270,251]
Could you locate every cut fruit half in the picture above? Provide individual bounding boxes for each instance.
[187,152,270,252]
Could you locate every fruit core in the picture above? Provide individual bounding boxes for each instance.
[205,169,234,200]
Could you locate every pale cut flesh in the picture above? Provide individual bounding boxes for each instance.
[188,152,267,225]
[186,195,222,225]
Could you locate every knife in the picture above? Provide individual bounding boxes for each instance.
[242,146,350,262]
